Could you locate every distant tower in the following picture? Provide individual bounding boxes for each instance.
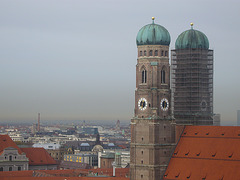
[237,110,240,126]
[83,120,86,128]
[116,120,120,131]
[31,123,36,134]
[130,17,176,180]
[95,133,101,145]
[115,152,122,168]
[37,113,40,132]
[171,23,213,125]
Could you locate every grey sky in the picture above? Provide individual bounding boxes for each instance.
[0,0,239,125]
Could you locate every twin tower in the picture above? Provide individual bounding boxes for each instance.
[130,18,213,180]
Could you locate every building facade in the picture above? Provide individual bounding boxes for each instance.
[130,18,176,180]
[64,153,98,167]
[171,24,213,125]
[0,135,29,172]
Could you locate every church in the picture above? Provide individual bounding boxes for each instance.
[130,17,214,180]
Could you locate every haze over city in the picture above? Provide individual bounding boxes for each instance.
[0,0,240,125]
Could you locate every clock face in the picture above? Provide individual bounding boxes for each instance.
[160,98,169,111]
[200,100,207,111]
[138,98,147,111]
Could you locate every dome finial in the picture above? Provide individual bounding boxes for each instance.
[190,22,194,29]
[152,17,155,24]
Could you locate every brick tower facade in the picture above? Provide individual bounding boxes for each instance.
[130,18,176,180]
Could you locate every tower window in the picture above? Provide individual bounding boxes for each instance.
[149,50,152,56]
[161,69,166,83]
[165,51,168,57]
[140,51,142,56]
[154,50,158,56]
[142,70,147,83]
[144,50,147,56]
[161,50,164,56]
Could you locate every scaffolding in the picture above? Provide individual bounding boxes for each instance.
[171,49,213,125]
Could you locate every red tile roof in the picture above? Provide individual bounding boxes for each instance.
[0,170,33,177]
[0,134,23,155]
[164,125,240,180]
[0,168,129,180]
[21,147,57,165]
[1,177,129,180]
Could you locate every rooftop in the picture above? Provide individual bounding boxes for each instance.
[21,147,57,166]
[164,125,240,179]
[0,134,23,155]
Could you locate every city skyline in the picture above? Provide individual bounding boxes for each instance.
[1,0,240,125]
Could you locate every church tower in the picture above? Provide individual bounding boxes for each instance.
[130,18,176,180]
[171,23,213,125]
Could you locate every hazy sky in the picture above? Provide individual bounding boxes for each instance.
[0,0,239,125]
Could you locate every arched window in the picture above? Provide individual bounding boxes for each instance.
[142,69,147,83]
[9,167,12,171]
[9,156,12,161]
[140,51,142,56]
[18,166,21,171]
[154,50,158,56]
[161,50,164,56]
[144,50,147,56]
[161,69,166,83]
[165,51,168,57]
[149,50,152,56]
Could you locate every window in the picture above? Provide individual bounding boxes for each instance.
[9,156,12,161]
[141,151,143,155]
[141,175,143,178]
[149,50,152,56]
[161,50,164,56]
[140,51,142,56]
[165,51,168,56]
[18,166,21,171]
[0,167,3,171]
[154,50,158,56]
[142,69,147,83]
[161,69,165,83]
[144,50,146,56]
[9,167,12,171]
[141,160,143,164]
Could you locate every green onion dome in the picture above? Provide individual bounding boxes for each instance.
[175,23,209,50]
[136,17,171,46]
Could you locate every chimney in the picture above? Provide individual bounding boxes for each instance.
[37,113,40,132]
